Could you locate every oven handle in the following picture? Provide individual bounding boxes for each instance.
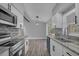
[10,44,24,56]
[66,52,72,56]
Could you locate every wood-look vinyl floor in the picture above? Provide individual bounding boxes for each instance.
[26,39,49,56]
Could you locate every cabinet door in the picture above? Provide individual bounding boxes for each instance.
[53,13,63,28]
[50,39,63,56]
[66,11,75,25]
[11,5,23,28]
[53,41,62,56]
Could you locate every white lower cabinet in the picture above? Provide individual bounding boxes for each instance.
[62,47,78,56]
[50,39,63,56]
[50,39,78,56]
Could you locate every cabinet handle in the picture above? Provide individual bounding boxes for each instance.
[75,16,77,24]
[52,45,55,52]
[66,52,72,56]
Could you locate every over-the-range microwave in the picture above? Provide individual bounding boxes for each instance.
[0,5,17,27]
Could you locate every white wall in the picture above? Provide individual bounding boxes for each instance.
[23,19,46,39]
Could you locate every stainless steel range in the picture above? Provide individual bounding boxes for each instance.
[0,39,24,56]
[0,5,25,56]
[0,25,11,45]
[0,25,25,56]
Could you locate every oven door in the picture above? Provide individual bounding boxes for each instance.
[10,44,24,56]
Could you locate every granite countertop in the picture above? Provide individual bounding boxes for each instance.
[0,47,9,54]
[11,35,28,40]
[48,35,79,55]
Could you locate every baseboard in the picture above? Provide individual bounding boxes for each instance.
[26,37,47,40]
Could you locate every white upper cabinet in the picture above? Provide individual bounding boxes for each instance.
[0,3,8,9]
[64,9,75,26]
[52,13,63,28]
[76,3,79,24]
[50,39,63,56]
[11,5,24,28]
[12,3,24,15]
[0,3,24,29]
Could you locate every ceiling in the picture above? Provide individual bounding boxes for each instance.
[58,3,75,14]
[24,3,56,22]
[23,3,75,23]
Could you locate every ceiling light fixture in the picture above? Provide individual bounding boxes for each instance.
[36,16,39,18]
[35,16,39,26]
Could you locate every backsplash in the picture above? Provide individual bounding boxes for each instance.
[67,24,79,33]
[0,24,9,34]
[0,24,24,38]
[55,28,63,38]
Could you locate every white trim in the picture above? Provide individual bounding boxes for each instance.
[26,37,47,40]
[46,23,48,36]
